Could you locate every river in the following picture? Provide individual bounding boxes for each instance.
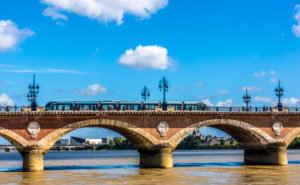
[1,150,300,184]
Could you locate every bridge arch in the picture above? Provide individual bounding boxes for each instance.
[168,119,275,149]
[282,128,300,147]
[38,118,161,152]
[0,126,29,152]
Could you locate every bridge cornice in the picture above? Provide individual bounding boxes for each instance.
[1,111,300,116]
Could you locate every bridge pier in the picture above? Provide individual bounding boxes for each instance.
[139,147,173,168]
[21,146,46,172]
[244,146,287,165]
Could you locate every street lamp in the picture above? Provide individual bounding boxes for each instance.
[275,79,284,111]
[159,77,168,110]
[27,75,39,111]
[141,86,150,101]
[243,88,251,111]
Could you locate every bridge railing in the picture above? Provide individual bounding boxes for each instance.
[204,107,271,112]
[0,106,23,112]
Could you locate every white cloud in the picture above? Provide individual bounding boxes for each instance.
[55,21,65,26]
[0,94,14,106]
[282,97,300,106]
[270,77,278,83]
[217,90,228,95]
[197,83,206,87]
[292,5,300,37]
[45,68,84,74]
[0,20,34,51]
[242,86,261,92]
[253,96,273,103]
[41,0,168,25]
[216,99,233,107]
[253,71,265,77]
[203,99,213,106]
[73,84,107,96]
[270,70,276,76]
[43,7,68,20]
[118,45,172,70]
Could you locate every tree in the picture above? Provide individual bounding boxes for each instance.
[220,139,225,145]
[177,135,201,149]
[114,137,123,148]
[108,140,114,149]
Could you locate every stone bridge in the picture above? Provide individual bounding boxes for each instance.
[1,111,300,172]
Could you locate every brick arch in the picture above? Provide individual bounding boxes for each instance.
[0,126,29,151]
[38,119,161,151]
[167,119,275,148]
[282,128,300,147]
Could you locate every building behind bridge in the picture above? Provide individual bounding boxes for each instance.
[192,130,233,146]
[55,139,69,145]
[70,136,111,145]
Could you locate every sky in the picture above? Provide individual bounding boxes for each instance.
[1,0,300,143]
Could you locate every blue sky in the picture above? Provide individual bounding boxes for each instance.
[1,0,300,143]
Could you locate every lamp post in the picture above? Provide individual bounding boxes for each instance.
[275,79,284,111]
[27,75,39,111]
[141,86,150,102]
[243,88,251,111]
[159,77,168,110]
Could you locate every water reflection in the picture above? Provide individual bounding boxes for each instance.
[237,166,290,185]
[21,172,46,185]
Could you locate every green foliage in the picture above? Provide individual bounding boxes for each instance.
[220,139,225,145]
[119,139,135,150]
[288,138,300,149]
[176,135,240,150]
[177,135,201,149]
[108,140,114,149]
[114,137,123,148]
[99,138,135,150]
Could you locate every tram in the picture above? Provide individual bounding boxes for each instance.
[45,101,207,111]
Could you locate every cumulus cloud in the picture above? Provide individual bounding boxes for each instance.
[42,7,68,20]
[253,96,273,103]
[73,84,107,96]
[0,94,14,106]
[253,71,265,77]
[282,97,300,106]
[41,0,168,25]
[292,5,300,37]
[118,45,172,70]
[216,99,233,107]
[203,99,213,106]
[242,86,261,92]
[0,20,34,51]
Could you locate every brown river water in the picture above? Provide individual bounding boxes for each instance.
[1,150,300,185]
